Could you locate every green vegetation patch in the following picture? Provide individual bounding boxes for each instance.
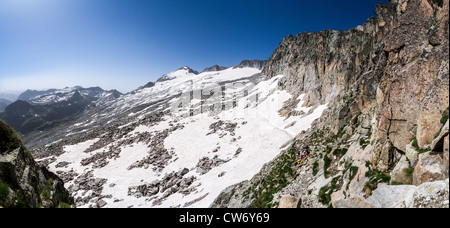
[0,181,10,204]
[58,202,72,208]
[249,143,299,208]
[332,148,348,157]
[0,181,28,208]
[40,178,54,201]
[363,161,391,197]
[359,129,372,150]
[434,106,449,139]
[323,155,332,178]
[359,137,369,150]
[440,106,449,125]
[318,175,341,207]
[0,120,23,154]
[411,137,431,154]
[312,160,319,176]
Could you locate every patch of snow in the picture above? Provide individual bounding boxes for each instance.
[46,71,328,208]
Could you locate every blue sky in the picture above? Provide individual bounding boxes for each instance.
[0,0,387,94]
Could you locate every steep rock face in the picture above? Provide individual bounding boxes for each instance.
[212,0,448,208]
[263,0,449,170]
[0,121,73,208]
[233,60,268,70]
[374,0,449,170]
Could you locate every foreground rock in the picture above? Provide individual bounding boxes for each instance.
[278,195,301,208]
[366,184,417,208]
[390,156,413,185]
[413,152,446,185]
[409,179,449,208]
[213,0,449,208]
[0,121,74,208]
[367,179,449,208]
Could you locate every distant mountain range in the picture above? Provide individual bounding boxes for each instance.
[0,61,267,136]
[0,86,122,135]
[18,86,122,105]
[0,98,12,112]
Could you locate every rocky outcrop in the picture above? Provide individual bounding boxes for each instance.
[128,168,197,206]
[366,184,417,208]
[278,195,301,208]
[413,152,446,185]
[213,0,449,208]
[143,81,155,88]
[263,0,449,170]
[202,65,229,73]
[390,155,413,185]
[0,120,73,208]
[374,0,449,170]
[233,60,267,70]
[409,178,449,208]
[363,179,449,208]
[156,66,199,83]
[210,181,254,208]
[196,156,230,175]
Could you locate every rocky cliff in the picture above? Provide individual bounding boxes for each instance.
[212,0,449,208]
[0,120,74,208]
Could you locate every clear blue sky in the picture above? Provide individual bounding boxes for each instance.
[0,0,387,93]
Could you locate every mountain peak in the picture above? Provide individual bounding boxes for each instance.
[156,66,199,83]
[177,66,199,74]
[201,65,229,73]
[232,60,268,70]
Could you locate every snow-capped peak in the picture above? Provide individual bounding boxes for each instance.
[156,66,199,83]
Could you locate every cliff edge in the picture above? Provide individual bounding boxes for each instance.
[0,120,74,208]
[212,0,449,208]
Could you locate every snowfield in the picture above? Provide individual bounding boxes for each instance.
[42,65,328,208]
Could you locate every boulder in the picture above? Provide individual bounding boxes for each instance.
[407,178,449,208]
[347,164,369,197]
[97,199,107,208]
[390,155,413,185]
[366,184,417,208]
[413,152,446,185]
[278,195,300,208]
[0,146,74,208]
[1,120,74,208]
[332,195,375,208]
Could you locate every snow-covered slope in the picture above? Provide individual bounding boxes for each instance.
[21,86,122,105]
[67,64,263,129]
[35,62,328,208]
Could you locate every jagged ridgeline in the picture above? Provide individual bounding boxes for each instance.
[212,0,449,208]
[0,120,74,208]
